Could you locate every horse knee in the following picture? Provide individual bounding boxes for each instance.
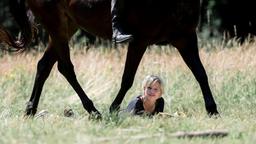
[121,77,133,90]
[36,58,52,80]
[57,61,74,76]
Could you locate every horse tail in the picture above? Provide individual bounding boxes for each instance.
[0,0,36,52]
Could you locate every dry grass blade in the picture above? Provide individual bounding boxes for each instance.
[171,129,229,138]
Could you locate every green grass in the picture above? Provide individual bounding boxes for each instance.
[0,40,256,144]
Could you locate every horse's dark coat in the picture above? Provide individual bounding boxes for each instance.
[0,0,218,117]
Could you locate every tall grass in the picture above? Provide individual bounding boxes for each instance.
[0,39,256,144]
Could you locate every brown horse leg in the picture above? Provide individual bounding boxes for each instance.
[25,42,57,116]
[56,42,101,118]
[173,32,219,116]
[110,41,147,113]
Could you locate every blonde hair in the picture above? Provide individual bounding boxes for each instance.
[142,75,164,94]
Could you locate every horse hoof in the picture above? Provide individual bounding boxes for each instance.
[207,110,220,118]
[88,111,102,121]
[109,105,120,114]
[25,109,37,117]
[23,110,36,119]
[206,104,219,117]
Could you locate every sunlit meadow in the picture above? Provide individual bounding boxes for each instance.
[0,38,256,144]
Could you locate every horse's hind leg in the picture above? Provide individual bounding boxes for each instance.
[56,41,101,118]
[172,31,219,116]
[110,41,147,113]
[25,41,57,116]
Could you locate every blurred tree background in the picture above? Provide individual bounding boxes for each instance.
[199,0,255,43]
[0,0,19,38]
[1,0,255,50]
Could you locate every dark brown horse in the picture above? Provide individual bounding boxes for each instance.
[0,0,219,118]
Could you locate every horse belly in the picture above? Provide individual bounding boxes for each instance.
[67,0,112,39]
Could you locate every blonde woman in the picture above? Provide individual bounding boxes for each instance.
[126,75,165,116]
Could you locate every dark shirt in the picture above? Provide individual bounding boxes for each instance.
[126,95,164,116]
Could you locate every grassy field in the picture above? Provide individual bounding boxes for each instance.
[0,40,256,144]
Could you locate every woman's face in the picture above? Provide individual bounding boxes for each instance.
[144,81,162,100]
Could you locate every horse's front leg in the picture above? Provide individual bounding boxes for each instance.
[55,40,101,119]
[110,41,147,113]
[25,43,57,116]
[173,31,219,116]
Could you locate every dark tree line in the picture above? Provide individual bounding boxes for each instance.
[0,0,19,37]
[1,0,256,48]
[200,0,256,43]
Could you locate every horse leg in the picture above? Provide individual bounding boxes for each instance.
[110,41,147,113]
[173,32,219,116]
[56,41,101,118]
[25,42,57,116]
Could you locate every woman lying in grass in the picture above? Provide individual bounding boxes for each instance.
[126,75,165,116]
[63,75,165,118]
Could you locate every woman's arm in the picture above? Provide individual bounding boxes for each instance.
[154,97,165,114]
[126,96,144,115]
